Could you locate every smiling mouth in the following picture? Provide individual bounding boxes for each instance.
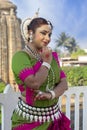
[43,42,48,46]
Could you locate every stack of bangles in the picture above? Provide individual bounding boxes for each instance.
[48,90,56,99]
[42,62,51,70]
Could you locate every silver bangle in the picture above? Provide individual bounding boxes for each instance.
[42,62,51,69]
[48,90,56,100]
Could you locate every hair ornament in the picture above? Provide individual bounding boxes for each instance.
[21,18,31,43]
[47,21,52,29]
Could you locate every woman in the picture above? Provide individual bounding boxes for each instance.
[11,17,71,130]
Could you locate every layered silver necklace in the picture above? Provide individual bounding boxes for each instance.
[25,45,41,62]
[25,45,55,91]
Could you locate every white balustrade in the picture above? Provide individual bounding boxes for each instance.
[0,85,87,130]
[0,84,20,130]
[59,86,87,130]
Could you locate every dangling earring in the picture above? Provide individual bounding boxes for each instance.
[29,32,33,43]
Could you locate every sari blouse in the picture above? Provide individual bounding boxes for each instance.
[12,51,66,107]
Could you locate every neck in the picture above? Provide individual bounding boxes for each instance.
[27,42,42,54]
[25,43,42,61]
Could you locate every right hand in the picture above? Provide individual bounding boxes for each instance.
[40,47,52,64]
[34,90,52,101]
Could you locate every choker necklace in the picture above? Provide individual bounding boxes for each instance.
[25,45,42,62]
[25,45,55,91]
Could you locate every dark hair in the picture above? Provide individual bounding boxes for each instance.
[27,17,53,33]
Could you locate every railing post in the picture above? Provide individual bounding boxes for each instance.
[83,92,87,130]
[0,84,20,130]
[74,93,79,130]
[66,94,71,119]
[2,105,12,130]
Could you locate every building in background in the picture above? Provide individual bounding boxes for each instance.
[0,0,39,88]
[0,0,23,86]
[61,56,87,67]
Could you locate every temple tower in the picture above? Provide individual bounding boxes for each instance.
[0,0,22,85]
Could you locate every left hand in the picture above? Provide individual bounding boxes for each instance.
[34,90,52,101]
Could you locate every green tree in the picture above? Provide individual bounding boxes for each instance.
[55,32,69,50]
[71,49,86,59]
[0,82,5,93]
[55,32,79,54]
[65,37,79,53]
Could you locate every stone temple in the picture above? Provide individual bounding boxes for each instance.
[0,0,39,88]
[0,0,23,86]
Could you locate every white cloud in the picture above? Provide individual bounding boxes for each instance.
[11,0,87,49]
[78,38,87,49]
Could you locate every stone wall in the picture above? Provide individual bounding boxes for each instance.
[0,0,22,86]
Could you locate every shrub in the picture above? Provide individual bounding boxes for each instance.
[0,82,5,124]
[0,82,5,93]
[62,66,87,87]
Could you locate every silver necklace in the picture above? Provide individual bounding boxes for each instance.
[46,67,55,91]
[25,45,55,90]
[25,45,41,62]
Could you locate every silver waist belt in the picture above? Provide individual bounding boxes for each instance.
[15,99,61,122]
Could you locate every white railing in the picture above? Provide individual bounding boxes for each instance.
[0,85,87,130]
[59,86,87,130]
[0,84,20,130]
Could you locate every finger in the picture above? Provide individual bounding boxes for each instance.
[35,94,41,99]
[39,96,47,100]
[34,94,40,101]
[34,90,43,94]
[42,46,46,51]
[34,92,46,100]
[34,91,43,100]
[40,94,50,100]
[36,95,46,100]
[34,90,39,93]
[45,53,50,58]
[48,47,52,50]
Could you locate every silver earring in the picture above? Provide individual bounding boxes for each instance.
[29,32,33,43]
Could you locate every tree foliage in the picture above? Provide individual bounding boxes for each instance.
[55,32,79,54]
[62,66,87,86]
[0,82,5,93]
[71,49,87,59]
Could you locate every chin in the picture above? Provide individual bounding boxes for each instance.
[37,46,42,50]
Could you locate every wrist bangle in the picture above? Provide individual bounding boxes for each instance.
[42,62,51,69]
[48,90,56,99]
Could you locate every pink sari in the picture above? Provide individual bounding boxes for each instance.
[13,52,71,130]
[12,122,41,130]
[13,112,71,130]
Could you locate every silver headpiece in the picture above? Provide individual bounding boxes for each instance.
[47,21,52,29]
[21,18,32,43]
[21,18,52,43]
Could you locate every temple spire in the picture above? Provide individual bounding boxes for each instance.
[32,8,40,19]
[36,8,40,16]
[0,0,22,87]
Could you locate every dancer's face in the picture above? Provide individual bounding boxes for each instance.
[32,24,52,49]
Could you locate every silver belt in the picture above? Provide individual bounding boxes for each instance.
[15,98,61,122]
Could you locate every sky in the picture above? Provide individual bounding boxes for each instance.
[11,0,87,49]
